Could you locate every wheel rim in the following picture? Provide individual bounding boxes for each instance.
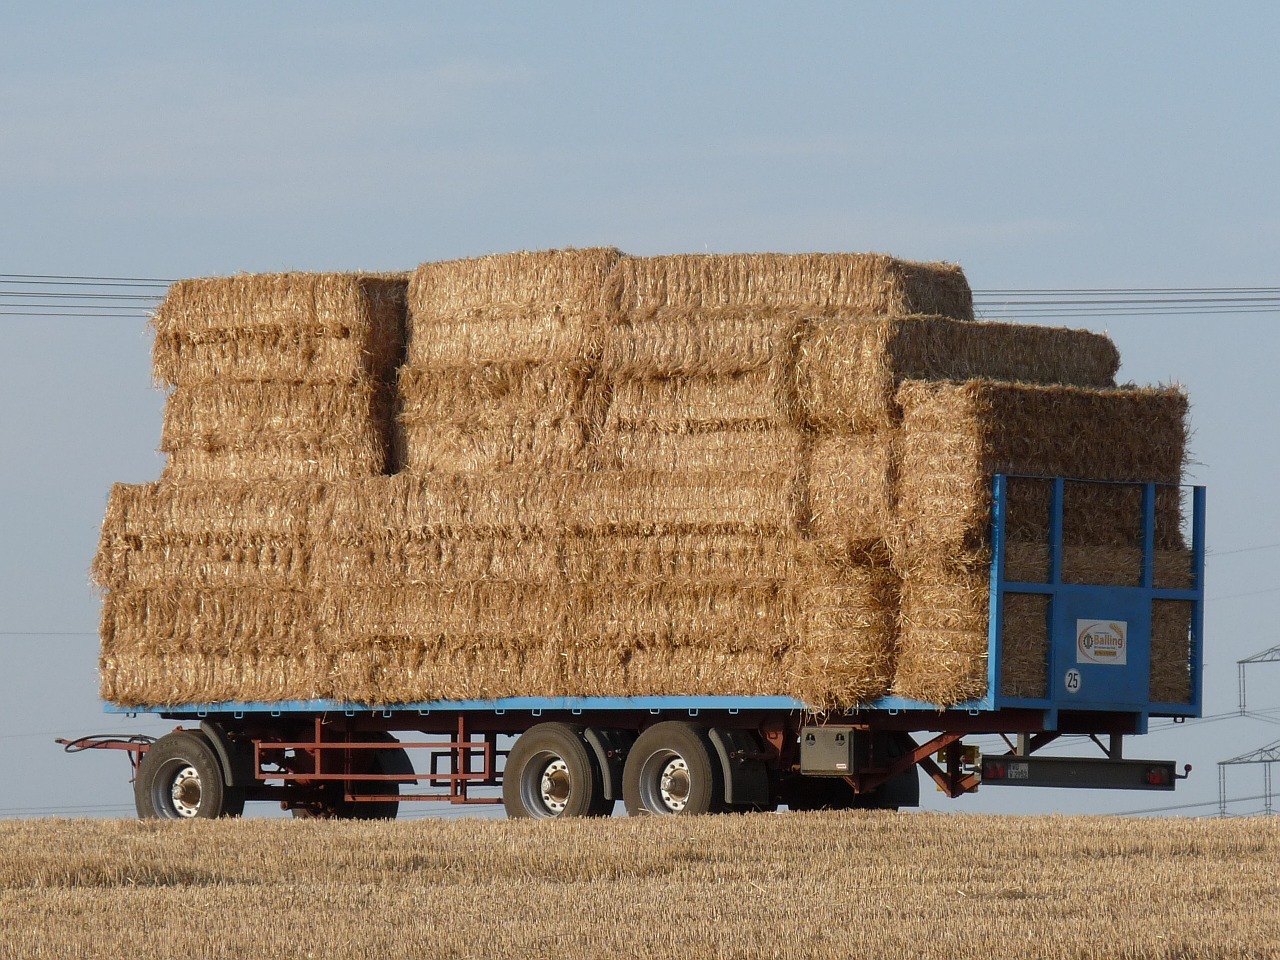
[519,751,573,818]
[539,759,571,814]
[639,750,690,814]
[159,762,202,818]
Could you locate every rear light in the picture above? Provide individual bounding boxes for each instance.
[985,762,1005,780]
[1146,766,1171,786]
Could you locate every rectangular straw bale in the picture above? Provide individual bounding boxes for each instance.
[398,362,597,425]
[100,651,332,707]
[315,582,568,643]
[1150,599,1194,704]
[153,330,378,385]
[1003,542,1195,589]
[999,593,1050,699]
[571,468,801,535]
[401,415,591,473]
[152,273,408,386]
[407,248,622,366]
[568,580,800,653]
[788,564,899,710]
[894,564,991,705]
[94,534,308,591]
[163,442,385,482]
[601,308,803,379]
[599,649,790,699]
[598,426,804,474]
[161,381,388,452]
[895,381,1188,568]
[96,482,322,542]
[604,369,794,431]
[560,532,800,584]
[796,316,1121,433]
[100,587,316,658]
[806,433,895,558]
[398,362,605,473]
[310,534,564,586]
[608,253,973,320]
[312,474,576,539]
[322,644,575,705]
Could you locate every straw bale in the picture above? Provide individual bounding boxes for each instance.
[604,369,794,431]
[315,582,568,643]
[807,433,895,556]
[398,363,606,473]
[163,444,385,483]
[789,565,899,709]
[100,587,315,658]
[601,308,803,380]
[796,316,1120,432]
[895,381,1188,567]
[568,580,800,653]
[161,382,388,451]
[99,651,332,707]
[95,482,321,543]
[599,426,804,474]
[323,644,576,705]
[608,253,973,320]
[602,649,790,699]
[310,534,564,586]
[152,273,408,386]
[398,362,597,425]
[1003,542,1195,589]
[311,474,574,539]
[894,564,991,705]
[94,534,308,591]
[152,330,377,385]
[559,532,799,583]
[571,468,801,535]
[401,417,591,474]
[1150,600,1194,704]
[999,593,1050,699]
[407,248,622,366]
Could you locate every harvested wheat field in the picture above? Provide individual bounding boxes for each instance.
[2,813,1277,960]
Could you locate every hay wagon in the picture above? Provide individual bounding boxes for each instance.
[68,475,1204,819]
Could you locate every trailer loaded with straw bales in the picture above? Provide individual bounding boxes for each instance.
[71,248,1205,819]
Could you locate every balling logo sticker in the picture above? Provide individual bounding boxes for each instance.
[1077,620,1128,666]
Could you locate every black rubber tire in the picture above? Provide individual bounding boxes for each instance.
[135,730,245,820]
[502,723,607,819]
[622,722,724,817]
[290,733,411,821]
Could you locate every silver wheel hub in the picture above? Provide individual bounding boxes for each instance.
[539,759,571,814]
[659,758,690,812]
[170,765,202,818]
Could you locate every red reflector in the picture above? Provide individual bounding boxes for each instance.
[1146,767,1170,785]
[987,763,1004,779]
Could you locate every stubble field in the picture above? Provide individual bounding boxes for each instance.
[2,811,1278,959]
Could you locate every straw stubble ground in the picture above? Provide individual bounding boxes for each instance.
[1,813,1277,960]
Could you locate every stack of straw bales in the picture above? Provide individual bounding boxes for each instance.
[95,250,1193,710]
[152,274,407,480]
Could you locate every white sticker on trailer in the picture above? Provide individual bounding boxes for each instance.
[1077,619,1128,666]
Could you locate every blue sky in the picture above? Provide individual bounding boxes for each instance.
[2,4,1278,818]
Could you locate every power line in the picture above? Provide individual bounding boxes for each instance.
[0,273,173,283]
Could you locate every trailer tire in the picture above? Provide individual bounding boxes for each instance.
[135,730,245,820]
[503,723,607,819]
[623,722,724,817]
